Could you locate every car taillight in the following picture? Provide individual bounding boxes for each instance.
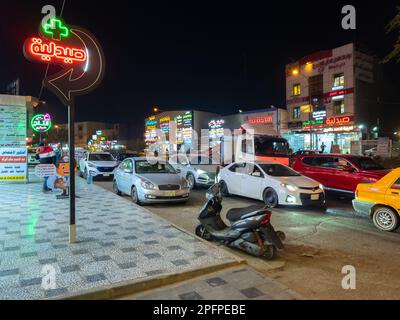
[260,212,272,225]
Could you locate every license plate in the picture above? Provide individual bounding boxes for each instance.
[311,194,319,200]
[165,191,176,197]
[103,173,110,177]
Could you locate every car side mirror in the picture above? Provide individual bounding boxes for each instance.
[176,168,181,174]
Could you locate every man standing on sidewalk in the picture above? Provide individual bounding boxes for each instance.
[36,143,57,192]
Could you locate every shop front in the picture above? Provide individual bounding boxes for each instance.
[284,115,361,154]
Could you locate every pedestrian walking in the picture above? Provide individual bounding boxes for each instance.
[320,142,326,153]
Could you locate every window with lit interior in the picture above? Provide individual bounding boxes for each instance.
[292,84,301,96]
[293,106,301,119]
[334,73,345,88]
[333,100,345,114]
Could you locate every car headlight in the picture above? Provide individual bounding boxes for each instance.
[181,179,189,188]
[88,163,95,168]
[319,184,324,190]
[141,180,156,190]
[281,183,298,192]
[195,168,207,175]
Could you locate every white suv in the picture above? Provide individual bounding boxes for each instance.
[79,152,118,179]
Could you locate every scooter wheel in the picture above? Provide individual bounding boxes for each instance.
[195,225,213,241]
[263,245,276,260]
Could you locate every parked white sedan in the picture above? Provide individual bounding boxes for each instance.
[113,157,190,205]
[217,161,325,207]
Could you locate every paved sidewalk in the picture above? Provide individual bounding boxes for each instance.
[121,266,303,300]
[0,177,237,299]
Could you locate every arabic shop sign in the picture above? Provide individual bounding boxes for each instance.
[303,116,354,129]
[312,110,327,121]
[31,113,52,132]
[23,16,105,106]
[247,116,273,124]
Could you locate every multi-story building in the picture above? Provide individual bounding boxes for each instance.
[284,43,377,154]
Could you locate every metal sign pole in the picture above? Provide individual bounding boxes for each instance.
[68,101,76,243]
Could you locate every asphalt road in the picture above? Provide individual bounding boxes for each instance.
[94,178,400,300]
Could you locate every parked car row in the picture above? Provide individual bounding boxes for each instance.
[77,150,400,233]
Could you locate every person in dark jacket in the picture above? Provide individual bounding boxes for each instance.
[36,143,57,191]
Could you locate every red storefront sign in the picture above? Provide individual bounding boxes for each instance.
[325,116,354,126]
[248,116,274,124]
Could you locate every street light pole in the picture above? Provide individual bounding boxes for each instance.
[68,101,76,243]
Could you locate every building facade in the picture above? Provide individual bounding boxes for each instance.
[284,43,377,154]
[58,121,128,148]
[144,107,288,154]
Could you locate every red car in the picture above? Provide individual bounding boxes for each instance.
[291,154,391,195]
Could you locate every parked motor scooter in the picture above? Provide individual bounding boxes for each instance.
[195,183,285,260]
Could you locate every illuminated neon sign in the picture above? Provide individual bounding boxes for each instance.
[247,116,273,124]
[208,119,225,129]
[31,113,52,133]
[42,18,70,40]
[326,116,353,126]
[25,37,87,65]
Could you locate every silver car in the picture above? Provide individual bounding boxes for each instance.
[113,157,190,204]
[169,154,218,189]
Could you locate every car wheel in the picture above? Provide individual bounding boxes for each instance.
[372,206,399,232]
[263,188,279,208]
[220,180,230,197]
[263,245,276,260]
[186,173,196,190]
[195,225,212,241]
[113,180,121,196]
[131,186,141,205]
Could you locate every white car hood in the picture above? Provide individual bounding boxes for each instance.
[89,161,118,167]
[277,175,319,188]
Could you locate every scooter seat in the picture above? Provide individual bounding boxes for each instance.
[226,205,265,222]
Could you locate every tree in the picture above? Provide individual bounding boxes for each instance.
[382,6,400,63]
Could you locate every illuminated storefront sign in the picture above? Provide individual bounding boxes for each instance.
[31,113,52,132]
[325,88,354,99]
[326,116,353,126]
[159,117,170,133]
[247,116,273,124]
[209,119,225,140]
[312,110,327,121]
[182,112,193,144]
[25,37,87,65]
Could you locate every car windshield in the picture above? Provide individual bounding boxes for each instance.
[89,154,114,161]
[118,153,137,160]
[349,157,385,171]
[135,160,176,174]
[254,136,289,157]
[259,164,301,177]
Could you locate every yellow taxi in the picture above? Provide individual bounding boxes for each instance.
[353,168,400,232]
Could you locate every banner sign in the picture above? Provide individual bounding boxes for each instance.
[35,164,57,177]
[0,103,27,182]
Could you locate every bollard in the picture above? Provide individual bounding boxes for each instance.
[86,171,93,184]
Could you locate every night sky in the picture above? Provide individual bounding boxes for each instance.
[1,0,399,138]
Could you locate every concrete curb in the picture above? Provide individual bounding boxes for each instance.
[58,260,246,300]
